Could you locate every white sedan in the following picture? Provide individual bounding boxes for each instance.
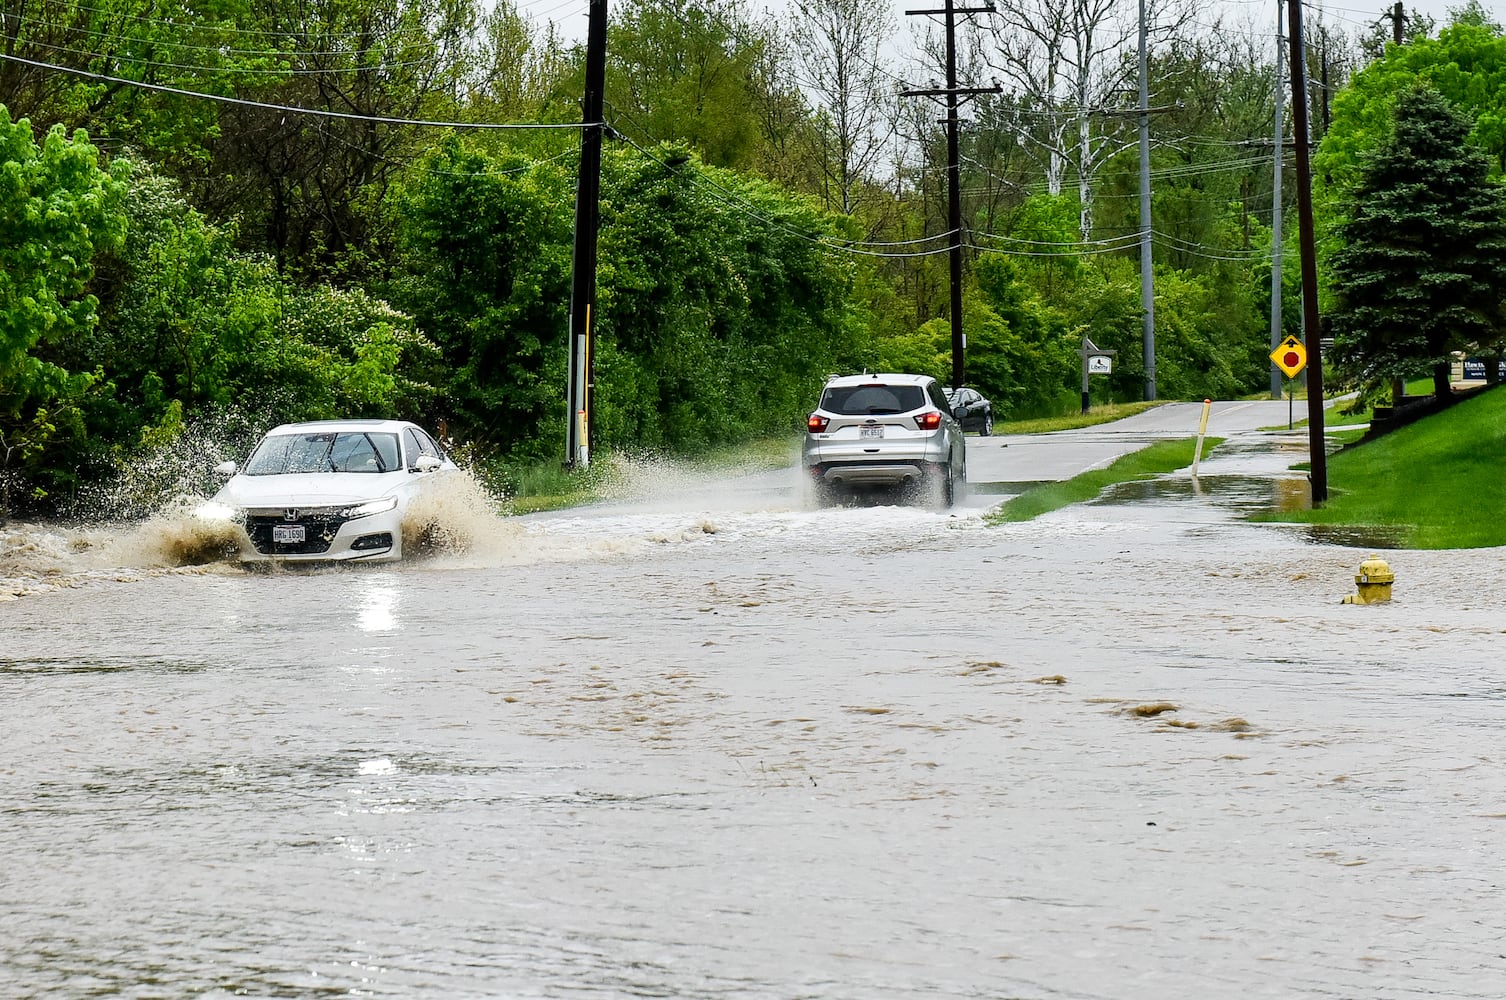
[199,419,458,563]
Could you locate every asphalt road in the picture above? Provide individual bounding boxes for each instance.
[965,398,1302,488]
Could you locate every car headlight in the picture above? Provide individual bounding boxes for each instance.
[194,501,242,522]
[342,496,399,519]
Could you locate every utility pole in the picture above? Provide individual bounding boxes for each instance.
[1270,0,1285,400]
[1320,40,1330,134]
[566,0,607,469]
[902,1,999,390]
[1288,0,1328,503]
[1138,0,1156,401]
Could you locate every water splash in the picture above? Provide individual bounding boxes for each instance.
[3,443,840,600]
[401,470,510,557]
[93,499,245,567]
[74,408,268,522]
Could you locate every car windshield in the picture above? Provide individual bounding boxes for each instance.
[821,384,926,415]
[244,431,401,475]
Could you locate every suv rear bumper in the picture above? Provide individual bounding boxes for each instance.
[807,460,946,488]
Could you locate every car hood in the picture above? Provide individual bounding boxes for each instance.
[214,472,408,509]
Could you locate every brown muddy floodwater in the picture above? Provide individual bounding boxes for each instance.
[3,445,1505,1000]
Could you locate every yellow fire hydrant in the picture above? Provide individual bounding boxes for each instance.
[1342,555,1395,605]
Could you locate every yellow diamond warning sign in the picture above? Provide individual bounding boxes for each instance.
[1270,336,1307,379]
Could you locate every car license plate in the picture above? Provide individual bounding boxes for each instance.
[273,524,305,544]
[860,425,884,439]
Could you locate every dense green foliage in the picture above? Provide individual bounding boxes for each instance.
[1,0,1495,516]
[0,112,126,508]
[1325,85,1506,401]
[386,139,864,458]
[1318,16,1506,195]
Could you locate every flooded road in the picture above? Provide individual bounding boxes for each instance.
[4,402,1505,999]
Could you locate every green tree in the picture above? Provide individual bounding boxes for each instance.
[193,0,479,275]
[590,148,862,450]
[13,157,437,513]
[1319,19,1506,196]
[0,110,126,384]
[386,138,575,454]
[388,140,864,456]
[605,0,768,170]
[971,253,1078,417]
[1326,84,1506,401]
[461,1,579,132]
[0,110,126,511]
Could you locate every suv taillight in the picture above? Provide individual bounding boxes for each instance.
[807,414,829,433]
[913,411,942,430]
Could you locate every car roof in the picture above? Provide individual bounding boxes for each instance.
[263,419,420,435]
[823,372,935,388]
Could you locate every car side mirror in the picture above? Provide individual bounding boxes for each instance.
[214,460,238,476]
[413,455,442,473]
[953,404,970,418]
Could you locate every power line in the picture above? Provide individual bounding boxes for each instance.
[305,115,580,176]
[610,127,958,259]
[0,53,589,130]
[7,36,445,75]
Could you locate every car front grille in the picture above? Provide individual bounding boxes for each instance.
[245,510,349,555]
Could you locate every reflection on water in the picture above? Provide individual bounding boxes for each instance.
[1302,522,1410,549]
[1098,472,1312,513]
[356,577,402,633]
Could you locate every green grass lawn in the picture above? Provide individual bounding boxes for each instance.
[1269,378,1435,432]
[986,437,1222,524]
[1255,385,1506,548]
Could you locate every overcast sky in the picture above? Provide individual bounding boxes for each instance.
[516,0,1498,54]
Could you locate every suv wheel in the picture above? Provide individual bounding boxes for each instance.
[808,479,838,509]
[928,462,956,509]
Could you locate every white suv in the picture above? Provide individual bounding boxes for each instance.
[801,373,968,507]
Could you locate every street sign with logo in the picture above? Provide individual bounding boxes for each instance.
[1079,335,1118,413]
[1270,336,1307,379]
[1463,357,1506,380]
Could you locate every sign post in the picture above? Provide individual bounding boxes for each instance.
[1192,398,1213,477]
[1269,335,1308,431]
[1080,336,1118,414]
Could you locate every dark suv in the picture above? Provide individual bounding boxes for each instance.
[801,373,967,507]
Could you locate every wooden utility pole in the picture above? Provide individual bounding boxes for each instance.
[566,0,607,469]
[1288,0,1328,503]
[902,1,999,390]
[1270,0,1285,400]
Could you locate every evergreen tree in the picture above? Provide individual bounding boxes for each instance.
[1327,83,1506,401]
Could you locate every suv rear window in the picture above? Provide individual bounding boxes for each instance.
[821,384,926,415]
